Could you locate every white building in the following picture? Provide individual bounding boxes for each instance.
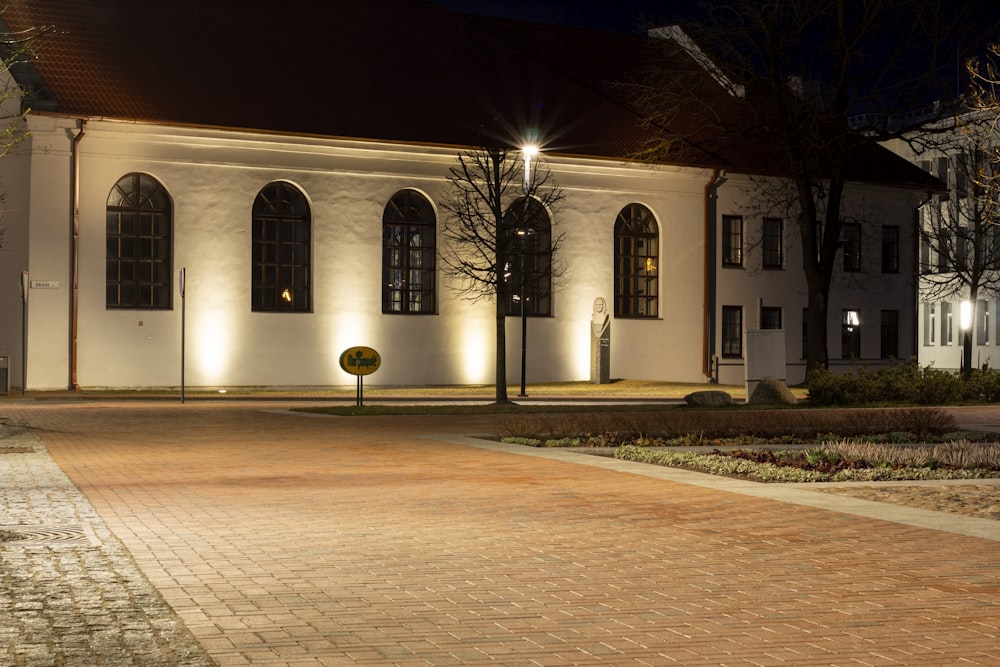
[0,1,932,391]
[884,112,1000,373]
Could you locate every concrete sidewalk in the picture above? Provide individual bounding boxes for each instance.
[1,401,998,666]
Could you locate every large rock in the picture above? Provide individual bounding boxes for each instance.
[684,390,734,407]
[748,378,797,406]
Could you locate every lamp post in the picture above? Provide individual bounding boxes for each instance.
[518,145,538,398]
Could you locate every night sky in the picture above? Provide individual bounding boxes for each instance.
[430,0,696,33]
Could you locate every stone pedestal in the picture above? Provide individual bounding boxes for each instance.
[591,327,610,384]
[590,297,611,384]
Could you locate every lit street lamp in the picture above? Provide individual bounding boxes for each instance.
[960,299,973,379]
[518,145,538,398]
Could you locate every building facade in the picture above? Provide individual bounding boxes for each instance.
[0,0,926,391]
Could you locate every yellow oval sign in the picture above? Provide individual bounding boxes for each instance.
[339,346,381,376]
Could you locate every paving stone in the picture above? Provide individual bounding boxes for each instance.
[1,402,998,666]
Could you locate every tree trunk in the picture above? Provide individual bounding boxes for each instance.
[495,300,509,404]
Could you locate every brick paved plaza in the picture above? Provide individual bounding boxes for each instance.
[1,401,998,666]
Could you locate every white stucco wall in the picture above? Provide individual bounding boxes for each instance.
[4,116,920,390]
[12,118,718,389]
[712,176,917,386]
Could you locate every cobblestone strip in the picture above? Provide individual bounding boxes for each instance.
[0,422,215,667]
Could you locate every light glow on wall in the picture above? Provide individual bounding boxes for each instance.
[458,316,491,384]
[328,312,376,382]
[194,309,233,384]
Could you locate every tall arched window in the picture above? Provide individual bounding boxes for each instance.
[614,203,658,318]
[382,189,436,314]
[504,197,552,316]
[252,181,311,312]
[106,173,172,309]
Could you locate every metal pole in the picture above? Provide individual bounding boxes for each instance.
[518,147,536,398]
[180,267,186,403]
[21,272,28,396]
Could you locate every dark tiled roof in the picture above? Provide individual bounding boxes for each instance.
[0,0,938,188]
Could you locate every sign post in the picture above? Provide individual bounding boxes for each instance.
[338,346,381,406]
[179,268,186,403]
[20,271,28,396]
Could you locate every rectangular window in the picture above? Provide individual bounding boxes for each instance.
[924,303,936,346]
[842,222,861,272]
[842,309,861,359]
[722,215,743,267]
[880,310,899,359]
[761,306,782,330]
[881,226,899,273]
[941,302,953,345]
[978,300,990,346]
[937,233,951,272]
[762,217,783,269]
[722,306,743,358]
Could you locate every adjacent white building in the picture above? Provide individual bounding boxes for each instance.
[884,111,1000,373]
[0,1,931,391]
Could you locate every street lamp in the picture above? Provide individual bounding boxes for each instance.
[960,299,973,378]
[518,145,538,398]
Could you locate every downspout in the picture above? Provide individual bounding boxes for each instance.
[703,168,725,381]
[70,119,86,390]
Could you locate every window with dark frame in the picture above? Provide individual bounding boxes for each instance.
[504,197,553,317]
[880,309,899,359]
[722,305,743,358]
[106,173,173,309]
[842,309,861,359]
[762,217,783,269]
[614,204,658,318]
[881,225,899,273]
[761,306,782,330]
[842,222,861,272]
[382,190,436,314]
[721,215,743,267]
[251,181,311,313]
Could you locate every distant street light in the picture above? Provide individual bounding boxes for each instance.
[518,145,538,398]
[960,299,973,378]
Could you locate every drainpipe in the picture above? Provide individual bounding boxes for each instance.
[70,119,86,390]
[703,168,726,381]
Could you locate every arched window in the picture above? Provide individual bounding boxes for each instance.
[252,181,311,312]
[382,189,436,314]
[614,203,658,318]
[504,197,552,316]
[106,173,172,309]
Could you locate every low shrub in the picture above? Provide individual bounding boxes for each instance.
[498,406,957,442]
[807,361,1000,406]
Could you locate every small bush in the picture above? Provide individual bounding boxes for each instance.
[807,361,1000,406]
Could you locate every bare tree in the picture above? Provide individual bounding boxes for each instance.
[635,0,973,375]
[0,24,49,250]
[440,144,564,404]
[919,39,1000,377]
[916,129,1000,377]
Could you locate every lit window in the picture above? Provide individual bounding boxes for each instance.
[383,190,436,314]
[614,204,658,318]
[106,173,172,309]
[842,309,861,359]
[251,182,311,312]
